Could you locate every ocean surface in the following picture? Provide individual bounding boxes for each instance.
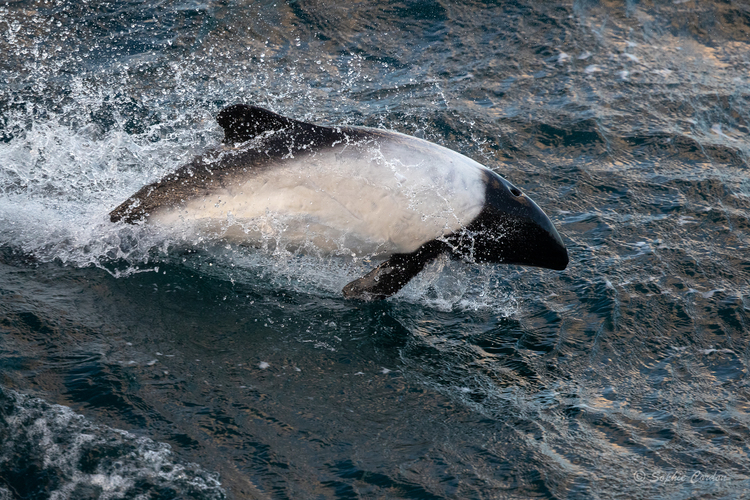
[1,0,749,498]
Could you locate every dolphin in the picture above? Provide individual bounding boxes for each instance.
[110,104,568,300]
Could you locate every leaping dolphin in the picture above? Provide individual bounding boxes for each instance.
[110,104,568,300]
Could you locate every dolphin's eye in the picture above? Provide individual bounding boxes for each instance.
[510,187,522,197]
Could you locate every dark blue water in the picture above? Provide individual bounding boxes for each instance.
[1,1,749,498]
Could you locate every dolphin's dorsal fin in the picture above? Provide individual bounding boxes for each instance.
[217,104,297,144]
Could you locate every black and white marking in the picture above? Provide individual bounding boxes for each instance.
[111,105,568,300]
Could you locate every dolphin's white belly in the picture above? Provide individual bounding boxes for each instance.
[151,130,487,256]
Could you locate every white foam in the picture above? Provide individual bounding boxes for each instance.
[0,387,225,499]
[0,114,207,271]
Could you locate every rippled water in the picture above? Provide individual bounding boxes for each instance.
[1,1,749,498]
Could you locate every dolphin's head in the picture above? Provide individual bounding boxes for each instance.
[450,170,569,271]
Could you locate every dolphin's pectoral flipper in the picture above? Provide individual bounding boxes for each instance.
[342,240,448,301]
